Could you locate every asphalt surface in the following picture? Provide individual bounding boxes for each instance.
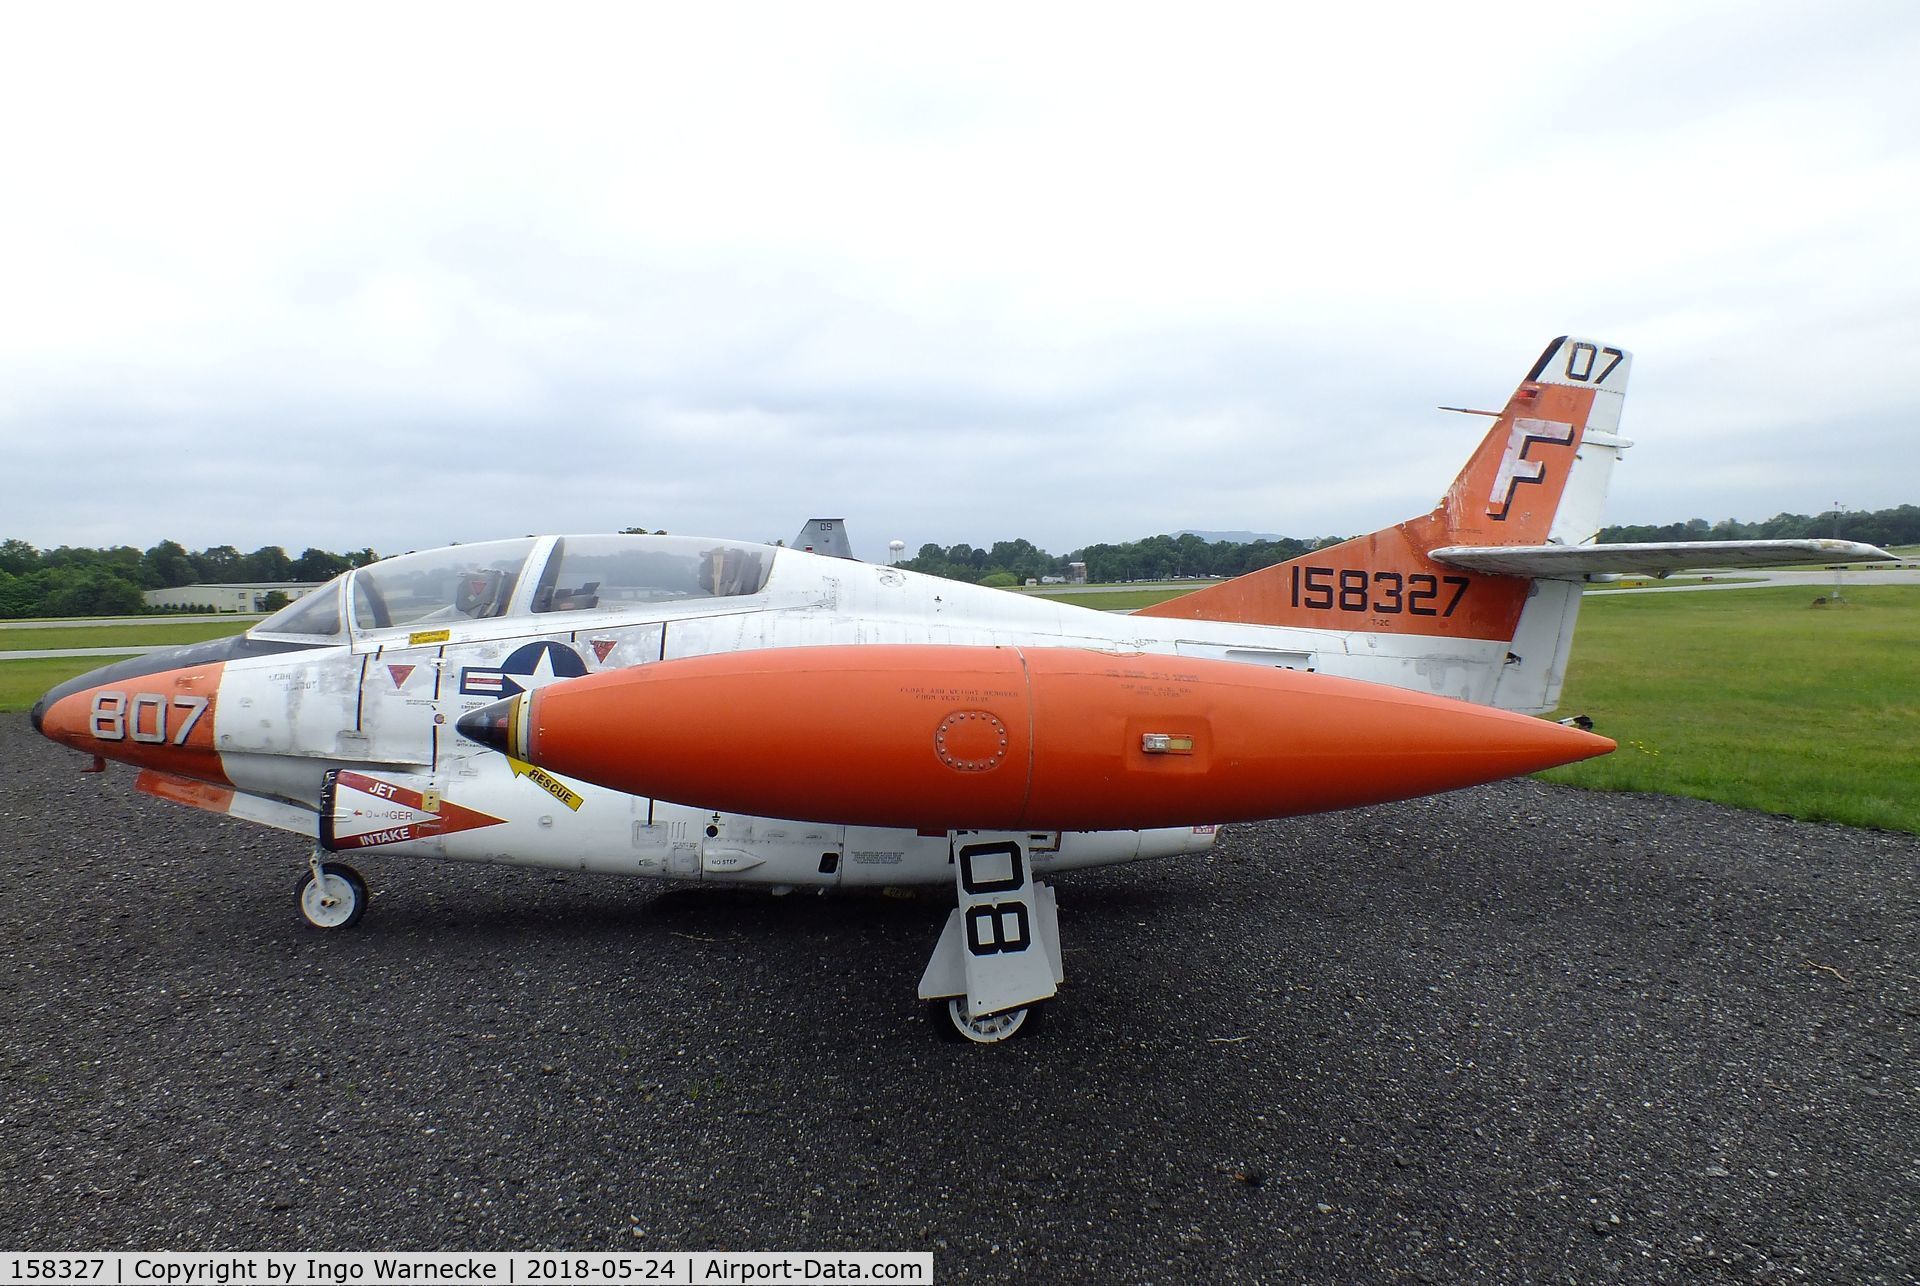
[1,715,1913,1282]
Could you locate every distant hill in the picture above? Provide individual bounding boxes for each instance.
[1176,529,1285,544]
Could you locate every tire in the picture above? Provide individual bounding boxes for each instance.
[935,997,1043,1044]
[928,999,968,1042]
[296,862,368,930]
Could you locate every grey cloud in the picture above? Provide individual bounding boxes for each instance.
[3,7,1917,563]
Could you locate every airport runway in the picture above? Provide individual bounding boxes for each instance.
[4,614,266,628]
[1591,568,1920,595]
[0,646,158,661]
[1,715,1913,1281]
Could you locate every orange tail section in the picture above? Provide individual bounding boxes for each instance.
[1135,336,1632,642]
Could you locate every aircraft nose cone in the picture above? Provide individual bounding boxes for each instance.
[33,686,93,754]
[456,698,517,756]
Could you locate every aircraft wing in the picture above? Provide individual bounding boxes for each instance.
[135,769,317,833]
[1427,539,1895,579]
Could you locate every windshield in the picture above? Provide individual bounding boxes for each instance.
[251,578,345,639]
[350,538,538,631]
[531,535,773,612]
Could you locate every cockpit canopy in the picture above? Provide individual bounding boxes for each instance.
[350,538,537,630]
[531,535,772,614]
[251,535,776,641]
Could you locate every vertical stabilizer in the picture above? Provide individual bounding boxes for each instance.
[794,518,856,560]
[1135,337,1633,710]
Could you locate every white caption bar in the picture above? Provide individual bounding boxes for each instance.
[0,1254,934,1286]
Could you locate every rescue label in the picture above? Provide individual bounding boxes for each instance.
[509,758,584,811]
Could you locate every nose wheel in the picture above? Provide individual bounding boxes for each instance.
[297,858,368,930]
[931,998,1045,1044]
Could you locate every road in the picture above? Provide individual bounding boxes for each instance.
[1022,581,1213,596]
[0,645,165,660]
[3,613,265,628]
[1591,568,1920,594]
[1,715,1911,1280]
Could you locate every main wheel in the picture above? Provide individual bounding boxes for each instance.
[934,998,1042,1044]
[296,862,368,930]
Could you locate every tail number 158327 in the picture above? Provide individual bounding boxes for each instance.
[1289,566,1469,617]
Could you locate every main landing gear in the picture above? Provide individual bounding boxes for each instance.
[296,852,368,930]
[918,833,1063,1044]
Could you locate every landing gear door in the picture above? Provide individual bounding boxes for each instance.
[919,834,1060,1018]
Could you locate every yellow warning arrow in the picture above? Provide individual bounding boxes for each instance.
[508,757,584,812]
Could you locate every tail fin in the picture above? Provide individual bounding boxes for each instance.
[793,518,856,560]
[1135,336,1633,710]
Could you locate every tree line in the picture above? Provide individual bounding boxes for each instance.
[0,540,378,619]
[2,502,1913,617]
[905,504,1919,586]
[1595,505,1919,549]
[902,533,1335,587]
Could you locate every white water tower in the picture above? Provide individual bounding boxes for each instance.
[888,539,907,564]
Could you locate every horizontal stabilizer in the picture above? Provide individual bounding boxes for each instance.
[1428,539,1895,579]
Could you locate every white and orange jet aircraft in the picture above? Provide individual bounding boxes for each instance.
[33,337,1890,1041]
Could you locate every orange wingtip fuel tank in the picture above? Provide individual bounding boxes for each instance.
[456,645,1613,831]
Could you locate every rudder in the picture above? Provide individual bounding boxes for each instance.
[1135,336,1633,660]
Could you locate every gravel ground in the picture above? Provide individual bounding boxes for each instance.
[2,713,1914,1282]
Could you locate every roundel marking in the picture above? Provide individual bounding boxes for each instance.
[457,640,589,698]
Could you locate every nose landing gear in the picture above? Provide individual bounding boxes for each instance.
[297,854,368,930]
[918,833,1062,1044]
[930,997,1046,1044]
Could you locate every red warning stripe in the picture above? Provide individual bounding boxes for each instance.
[331,770,507,848]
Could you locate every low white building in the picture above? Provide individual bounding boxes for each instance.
[142,582,321,613]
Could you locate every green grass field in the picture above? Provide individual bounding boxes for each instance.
[0,619,250,712]
[1542,585,1918,832]
[1023,589,1193,611]
[0,656,136,712]
[0,620,248,652]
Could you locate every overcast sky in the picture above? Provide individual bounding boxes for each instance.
[3,2,1916,562]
